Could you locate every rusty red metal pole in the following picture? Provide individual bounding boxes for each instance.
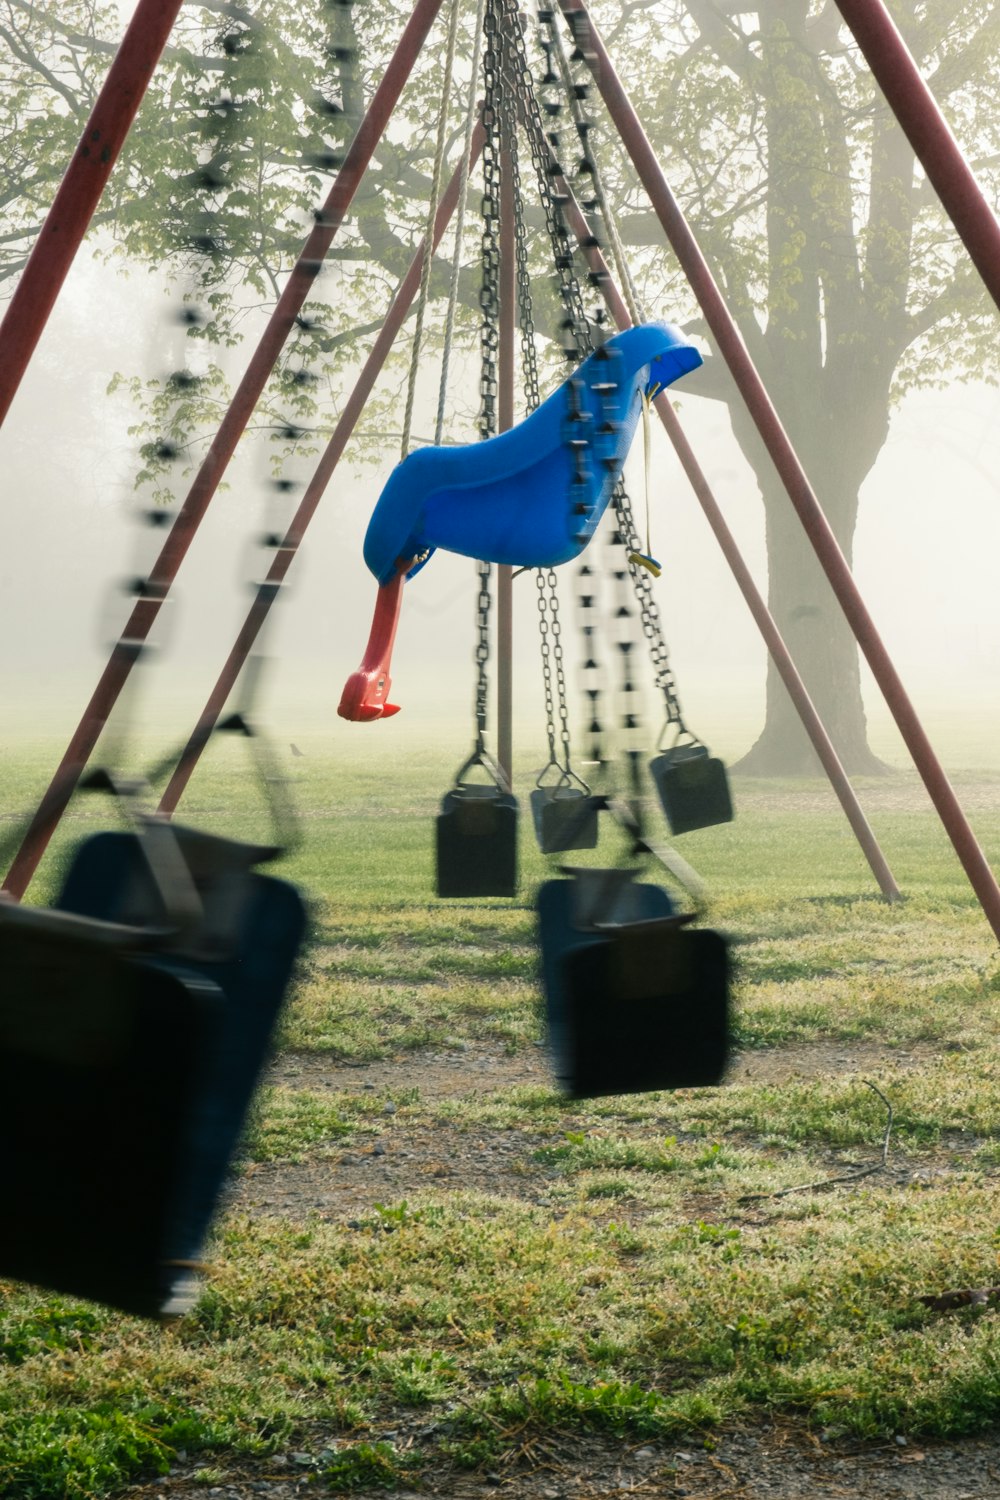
[559,0,1000,939]
[833,0,1000,317]
[0,0,185,432]
[157,122,487,816]
[650,397,901,903]
[555,183,900,901]
[496,141,516,788]
[2,0,446,901]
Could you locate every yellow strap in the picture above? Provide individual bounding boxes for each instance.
[631,383,663,577]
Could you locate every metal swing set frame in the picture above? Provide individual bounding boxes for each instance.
[3,0,1000,936]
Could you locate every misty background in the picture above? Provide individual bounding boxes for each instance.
[3,243,999,771]
[3,2,1000,785]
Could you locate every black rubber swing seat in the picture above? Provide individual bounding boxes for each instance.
[530,784,600,854]
[649,742,734,836]
[435,750,519,898]
[537,871,729,1098]
[436,785,519,897]
[0,827,306,1319]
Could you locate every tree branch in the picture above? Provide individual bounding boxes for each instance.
[0,19,84,113]
[684,0,762,86]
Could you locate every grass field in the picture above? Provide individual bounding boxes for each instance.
[3,735,1000,1497]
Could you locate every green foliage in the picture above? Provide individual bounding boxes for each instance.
[0,1405,185,1500]
[0,1303,103,1367]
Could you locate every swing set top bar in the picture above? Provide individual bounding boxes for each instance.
[556,0,1000,943]
[0,0,186,434]
[1,0,448,903]
[832,0,1000,319]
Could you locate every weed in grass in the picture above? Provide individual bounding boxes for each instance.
[323,1440,411,1490]
[0,1302,103,1365]
[242,1088,354,1165]
[0,1405,199,1500]
[583,1177,635,1200]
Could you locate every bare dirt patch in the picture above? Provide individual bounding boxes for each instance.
[270,1036,935,1099]
[268,1042,550,1099]
[235,1039,960,1223]
[234,1122,559,1219]
[121,1421,1000,1499]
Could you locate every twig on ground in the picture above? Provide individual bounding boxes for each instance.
[739,1081,893,1203]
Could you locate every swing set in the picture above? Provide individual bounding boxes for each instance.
[2,0,1000,1317]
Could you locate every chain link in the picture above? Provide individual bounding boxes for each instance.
[547,566,573,767]
[498,86,542,415]
[498,5,591,362]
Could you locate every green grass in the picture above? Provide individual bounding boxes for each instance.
[5,740,1000,1494]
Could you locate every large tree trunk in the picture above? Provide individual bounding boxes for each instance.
[704,0,913,777]
[735,468,887,777]
[724,357,895,778]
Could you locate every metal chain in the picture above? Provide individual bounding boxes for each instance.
[471,0,504,754]
[401,0,463,458]
[498,84,542,415]
[494,6,615,770]
[479,0,502,444]
[547,566,573,769]
[497,7,591,363]
[475,557,492,752]
[538,5,689,735]
[498,65,581,775]
[436,0,488,442]
[615,481,687,729]
[536,570,557,764]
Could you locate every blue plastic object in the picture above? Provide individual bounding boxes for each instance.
[363,321,702,584]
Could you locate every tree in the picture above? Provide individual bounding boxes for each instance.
[620,0,1000,773]
[3,1,999,771]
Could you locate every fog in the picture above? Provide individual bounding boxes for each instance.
[3,230,1000,779]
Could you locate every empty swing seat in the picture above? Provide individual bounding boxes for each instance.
[436,753,519,898]
[0,827,306,1319]
[650,741,735,835]
[530,781,600,854]
[537,871,729,1098]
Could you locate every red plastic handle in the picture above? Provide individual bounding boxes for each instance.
[337,566,407,722]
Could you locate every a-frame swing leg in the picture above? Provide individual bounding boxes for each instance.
[832,0,1000,319]
[561,0,1000,945]
[2,0,449,902]
[0,0,185,435]
[551,170,901,903]
[156,120,488,815]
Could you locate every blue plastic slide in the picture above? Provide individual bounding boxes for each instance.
[340,320,702,721]
[362,320,702,585]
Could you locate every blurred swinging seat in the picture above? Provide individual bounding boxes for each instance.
[537,865,729,1099]
[0,723,306,1319]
